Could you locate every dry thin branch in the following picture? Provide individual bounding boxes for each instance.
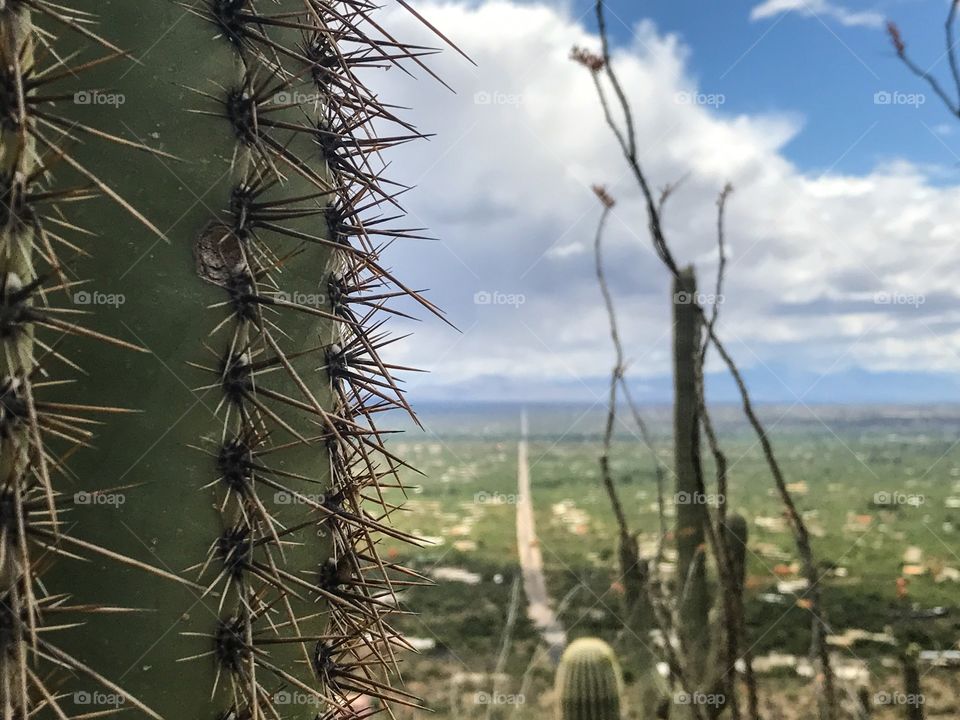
[593,184,671,568]
[594,192,630,540]
[592,186,706,720]
[887,3,960,117]
[580,4,838,717]
[592,186,647,616]
[707,184,733,335]
[696,185,760,720]
[618,378,669,563]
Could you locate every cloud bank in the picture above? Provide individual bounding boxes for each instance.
[750,0,884,28]
[362,1,960,403]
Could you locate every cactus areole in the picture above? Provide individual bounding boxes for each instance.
[555,638,625,720]
[0,1,447,718]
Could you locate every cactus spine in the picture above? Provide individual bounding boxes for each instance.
[672,265,709,682]
[555,638,625,720]
[1,1,440,718]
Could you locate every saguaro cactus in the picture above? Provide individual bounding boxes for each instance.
[1,2,444,718]
[672,266,709,681]
[555,638,625,720]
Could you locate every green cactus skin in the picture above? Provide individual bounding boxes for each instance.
[0,2,439,718]
[671,265,709,683]
[555,638,625,720]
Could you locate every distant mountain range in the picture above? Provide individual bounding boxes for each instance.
[409,365,960,405]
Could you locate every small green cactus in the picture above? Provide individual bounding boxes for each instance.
[671,267,752,703]
[555,638,625,720]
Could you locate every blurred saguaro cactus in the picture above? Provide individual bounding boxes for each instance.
[672,266,709,684]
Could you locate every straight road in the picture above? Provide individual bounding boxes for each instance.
[515,411,567,663]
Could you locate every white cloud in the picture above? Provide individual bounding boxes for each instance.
[362,1,960,399]
[750,0,884,28]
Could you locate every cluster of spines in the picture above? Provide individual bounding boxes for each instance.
[178,2,452,719]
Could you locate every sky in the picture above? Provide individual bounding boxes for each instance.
[363,0,960,405]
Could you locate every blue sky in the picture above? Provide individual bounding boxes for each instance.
[367,1,960,405]
[592,0,960,178]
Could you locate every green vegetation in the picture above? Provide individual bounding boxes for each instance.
[381,405,960,717]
